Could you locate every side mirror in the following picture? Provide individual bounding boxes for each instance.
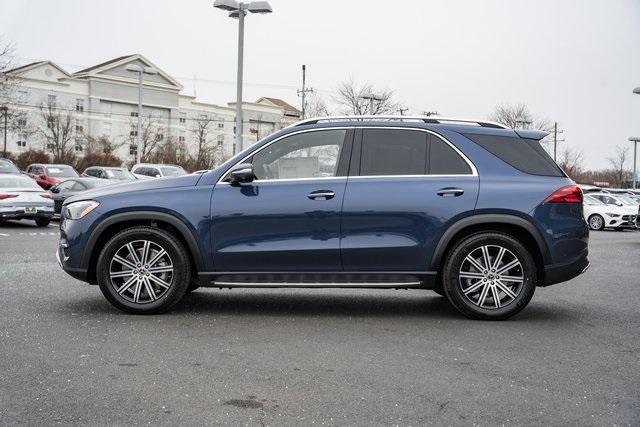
[617,202,624,207]
[229,163,255,185]
[50,186,59,193]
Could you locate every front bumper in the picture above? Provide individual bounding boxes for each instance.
[56,245,89,281]
[542,249,590,287]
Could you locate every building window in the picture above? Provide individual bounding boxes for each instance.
[47,117,55,129]
[155,133,164,141]
[74,144,83,152]
[75,120,84,133]
[17,115,27,127]
[16,133,27,148]
[179,112,186,124]
[217,135,224,146]
[131,111,139,117]
[46,143,55,150]
[76,99,84,112]
[218,122,224,129]
[129,144,137,155]
[178,131,185,143]
[47,94,56,106]
[130,125,138,137]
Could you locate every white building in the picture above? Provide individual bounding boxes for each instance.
[3,54,301,162]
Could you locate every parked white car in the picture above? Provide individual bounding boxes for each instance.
[130,163,187,180]
[0,174,55,226]
[583,194,638,230]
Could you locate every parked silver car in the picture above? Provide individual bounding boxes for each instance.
[0,174,54,226]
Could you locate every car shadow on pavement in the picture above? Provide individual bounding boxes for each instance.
[0,219,56,228]
[61,289,575,322]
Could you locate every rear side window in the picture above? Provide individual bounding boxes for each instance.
[429,136,472,175]
[360,129,427,176]
[463,133,564,177]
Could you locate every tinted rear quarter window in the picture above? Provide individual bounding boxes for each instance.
[464,133,564,177]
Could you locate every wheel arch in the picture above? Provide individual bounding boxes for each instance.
[82,211,203,284]
[430,214,550,284]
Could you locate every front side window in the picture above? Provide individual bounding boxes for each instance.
[250,129,346,180]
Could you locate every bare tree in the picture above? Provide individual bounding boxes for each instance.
[333,79,397,115]
[128,114,165,161]
[607,145,632,187]
[304,92,330,117]
[0,38,18,104]
[490,103,552,132]
[188,114,215,170]
[38,100,76,163]
[557,145,584,179]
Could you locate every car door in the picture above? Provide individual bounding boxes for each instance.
[211,128,353,271]
[340,128,479,272]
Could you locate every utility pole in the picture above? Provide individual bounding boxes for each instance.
[552,122,564,161]
[297,64,314,119]
[1,106,7,157]
[361,94,384,115]
[629,137,640,189]
[397,107,408,116]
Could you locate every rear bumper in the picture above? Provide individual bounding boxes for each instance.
[542,249,590,287]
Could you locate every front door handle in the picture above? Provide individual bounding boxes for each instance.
[437,188,464,197]
[308,190,335,200]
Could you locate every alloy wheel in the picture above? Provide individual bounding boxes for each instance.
[109,240,174,304]
[458,245,524,309]
[589,215,603,230]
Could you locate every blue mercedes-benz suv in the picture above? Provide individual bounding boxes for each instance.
[57,116,589,320]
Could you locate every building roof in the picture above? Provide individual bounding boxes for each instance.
[4,61,46,73]
[257,97,302,117]
[72,54,136,75]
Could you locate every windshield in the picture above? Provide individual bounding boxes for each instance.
[160,166,187,177]
[584,196,605,205]
[0,160,20,174]
[46,166,78,178]
[0,175,41,189]
[105,168,135,180]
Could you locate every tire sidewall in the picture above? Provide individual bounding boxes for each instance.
[588,214,604,231]
[97,227,190,314]
[443,233,537,320]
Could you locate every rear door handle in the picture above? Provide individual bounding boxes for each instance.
[307,190,335,200]
[437,188,464,197]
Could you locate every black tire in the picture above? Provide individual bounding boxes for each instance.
[35,218,50,227]
[96,226,191,314]
[588,214,604,231]
[442,232,537,320]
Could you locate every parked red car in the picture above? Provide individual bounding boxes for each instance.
[26,163,79,189]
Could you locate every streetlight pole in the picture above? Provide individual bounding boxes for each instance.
[126,64,157,164]
[1,106,7,157]
[629,137,640,189]
[213,0,273,155]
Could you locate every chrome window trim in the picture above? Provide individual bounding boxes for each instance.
[217,126,478,184]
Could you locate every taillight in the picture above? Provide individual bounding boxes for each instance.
[41,194,53,199]
[0,194,18,200]
[544,185,583,204]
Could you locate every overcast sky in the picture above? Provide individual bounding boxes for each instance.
[2,0,638,169]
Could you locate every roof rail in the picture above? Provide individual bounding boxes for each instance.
[289,115,509,129]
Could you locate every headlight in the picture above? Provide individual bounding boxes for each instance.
[65,200,99,219]
[605,213,620,218]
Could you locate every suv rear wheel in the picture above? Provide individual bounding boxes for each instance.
[96,226,191,314]
[442,232,537,320]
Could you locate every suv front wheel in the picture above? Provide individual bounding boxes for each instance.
[96,226,191,314]
[442,232,537,320]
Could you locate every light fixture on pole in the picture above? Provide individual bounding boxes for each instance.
[633,87,640,95]
[629,137,640,189]
[126,64,157,164]
[213,0,273,155]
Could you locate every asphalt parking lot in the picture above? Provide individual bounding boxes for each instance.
[0,220,639,426]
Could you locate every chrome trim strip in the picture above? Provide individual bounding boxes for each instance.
[212,281,422,288]
[217,126,477,184]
